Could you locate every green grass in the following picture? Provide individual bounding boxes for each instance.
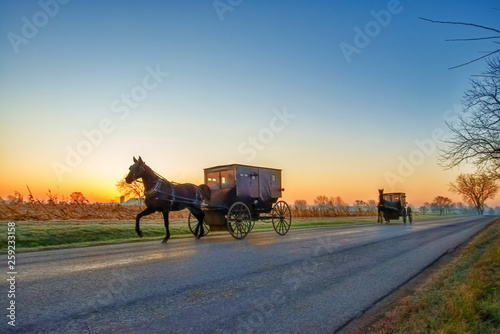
[0,214,462,252]
[371,219,500,334]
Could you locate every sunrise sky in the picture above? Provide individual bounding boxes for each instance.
[1,0,499,207]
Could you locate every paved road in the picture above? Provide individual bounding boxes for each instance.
[3,216,496,333]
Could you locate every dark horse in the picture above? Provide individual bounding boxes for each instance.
[125,157,210,243]
[377,189,391,224]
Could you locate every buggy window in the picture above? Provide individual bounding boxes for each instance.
[272,174,276,182]
[393,195,400,202]
[220,169,235,189]
[206,172,220,190]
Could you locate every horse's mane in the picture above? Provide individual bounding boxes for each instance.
[144,163,180,185]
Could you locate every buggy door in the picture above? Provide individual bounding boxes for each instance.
[249,168,259,198]
[235,166,260,200]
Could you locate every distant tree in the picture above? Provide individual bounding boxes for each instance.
[332,196,347,208]
[116,176,144,202]
[449,173,499,215]
[448,202,457,214]
[294,199,307,210]
[420,205,429,215]
[456,202,467,214]
[353,200,367,212]
[354,200,366,207]
[367,199,377,212]
[314,195,332,211]
[431,196,453,215]
[70,192,88,205]
[421,202,431,214]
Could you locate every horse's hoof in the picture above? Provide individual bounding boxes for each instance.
[161,238,168,243]
[137,231,143,238]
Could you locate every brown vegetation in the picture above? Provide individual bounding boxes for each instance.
[291,206,377,218]
[0,189,374,221]
[292,196,377,218]
[0,200,185,221]
[0,200,375,221]
[0,188,187,221]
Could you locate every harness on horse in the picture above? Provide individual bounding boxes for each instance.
[144,178,203,206]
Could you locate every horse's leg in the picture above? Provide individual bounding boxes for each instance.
[162,211,171,243]
[189,206,205,239]
[136,206,156,237]
[195,210,205,239]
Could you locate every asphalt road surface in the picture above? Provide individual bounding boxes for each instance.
[3,215,496,334]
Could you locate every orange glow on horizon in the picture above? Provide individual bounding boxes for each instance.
[1,154,499,208]
[3,171,500,209]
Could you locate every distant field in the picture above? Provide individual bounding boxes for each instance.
[1,214,460,252]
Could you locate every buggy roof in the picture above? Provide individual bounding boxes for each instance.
[204,164,282,172]
[384,192,406,196]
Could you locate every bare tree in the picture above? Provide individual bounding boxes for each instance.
[332,196,347,208]
[294,199,307,210]
[440,57,500,176]
[367,199,377,213]
[314,195,332,211]
[449,173,499,215]
[116,177,144,203]
[431,196,453,215]
[422,14,500,175]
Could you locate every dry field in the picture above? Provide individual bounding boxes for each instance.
[0,200,376,221]
[0,201,187,221]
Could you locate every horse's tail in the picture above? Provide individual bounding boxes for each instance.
[198,184,211,202]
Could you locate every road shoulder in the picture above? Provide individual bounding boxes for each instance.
[338,217,499,334]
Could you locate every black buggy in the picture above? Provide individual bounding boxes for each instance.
[187,164,292,239]
[377,189,412,224]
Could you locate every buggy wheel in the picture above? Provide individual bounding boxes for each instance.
[188,213,210,236]
[408,208,413,224]
[227,202,252,239]
[271,201,292,235]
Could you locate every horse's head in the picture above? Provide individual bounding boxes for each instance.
[126,156,146,184]
[378,189,384,202]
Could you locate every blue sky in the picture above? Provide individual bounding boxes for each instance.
[1,0,499,205]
